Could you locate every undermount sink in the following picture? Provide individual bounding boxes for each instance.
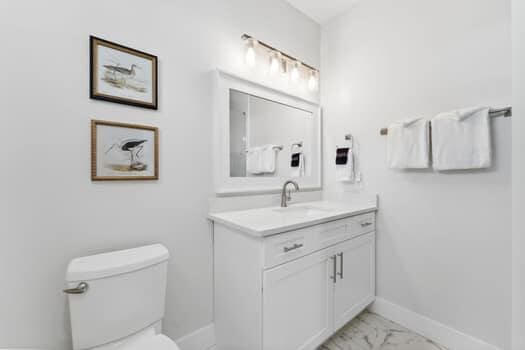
[272,205,333,216]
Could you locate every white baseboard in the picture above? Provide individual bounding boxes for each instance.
[369,298,501,350]
[175,299,502,350]
[176,324,215,350]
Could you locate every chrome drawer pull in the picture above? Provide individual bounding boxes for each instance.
[361,222,373,227]
[331,255,337,283]
[337,252,344,279]
[63,282,89,295]
[283,243,304,253]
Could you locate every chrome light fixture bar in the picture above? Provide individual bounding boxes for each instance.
[241,34,319,73]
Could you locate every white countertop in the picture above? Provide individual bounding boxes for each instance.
[208,200,378,237]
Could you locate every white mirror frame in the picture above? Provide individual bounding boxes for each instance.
[213,70,322,196]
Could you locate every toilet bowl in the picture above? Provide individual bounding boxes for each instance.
[65,244,180,350]
[119,334,178,350]
[92,325,180,350]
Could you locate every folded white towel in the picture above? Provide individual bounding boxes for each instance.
[246,145,278,175]
[246,146,263,174]
[290,152,305,177]
[336,148,355,182]
[387,117,430,169]
[260,145,277,174]
[431,107,492,170]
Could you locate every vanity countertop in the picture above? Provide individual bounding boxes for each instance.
[208,200,377,237]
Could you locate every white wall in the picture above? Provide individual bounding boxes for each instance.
[512,0,525,348]
[1,1,319,349]
[321,0,511,348]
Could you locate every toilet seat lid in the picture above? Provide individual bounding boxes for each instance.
[123,334,180,350]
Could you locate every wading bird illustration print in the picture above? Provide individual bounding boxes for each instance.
[105,139,148,171]
[103,64,140,79]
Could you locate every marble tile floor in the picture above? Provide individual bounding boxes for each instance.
[319,311,448,350]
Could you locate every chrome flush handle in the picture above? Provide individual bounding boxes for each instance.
[63,282,89,294]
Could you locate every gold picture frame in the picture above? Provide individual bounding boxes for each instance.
[91,120,159,181]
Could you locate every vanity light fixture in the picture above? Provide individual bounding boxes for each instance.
[241,34,319,91]
[308,70,319,91]
[269,51,282,75]
[245,37,257,68]
[290,61,301,83]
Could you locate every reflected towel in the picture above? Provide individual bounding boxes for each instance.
[260,145,278,174]
[246,146,263,175]
[290,152,305,177]
[246,145,278,174]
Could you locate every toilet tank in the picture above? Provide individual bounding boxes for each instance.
[66,244,170,350]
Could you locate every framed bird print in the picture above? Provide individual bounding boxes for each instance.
[91,120,159,181]
[90,36,158,109]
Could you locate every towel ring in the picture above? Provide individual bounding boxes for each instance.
[337,134,353,150]
[291,141,303,152]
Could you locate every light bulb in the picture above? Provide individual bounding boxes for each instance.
[245,47,255,67]
[308,70,318,91]
[291,61,300,82]
[245,38,257,68]
[269,51,281,75]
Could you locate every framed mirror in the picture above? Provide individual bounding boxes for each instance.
[213,70,322,195]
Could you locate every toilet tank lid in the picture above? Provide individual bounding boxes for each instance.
[66,244,170,282]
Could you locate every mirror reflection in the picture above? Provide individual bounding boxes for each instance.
[229,89,315,178]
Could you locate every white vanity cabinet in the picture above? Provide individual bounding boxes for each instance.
[211,205,376,350]
[332,234,375,330]
[262,245,335,350]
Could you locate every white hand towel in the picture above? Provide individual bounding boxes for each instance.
[246,146,263,175]
[336,148,355,182]
[386,117,430,169]
[260,145,278,174]
[431,107,492,170]
[290,152,305,177]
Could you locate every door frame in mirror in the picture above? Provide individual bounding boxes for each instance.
[213,70,322,196]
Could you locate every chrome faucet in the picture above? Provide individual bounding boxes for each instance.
[281,180,300,207]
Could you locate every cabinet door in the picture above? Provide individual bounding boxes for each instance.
[262,247,335,350]
[333,232,375,330]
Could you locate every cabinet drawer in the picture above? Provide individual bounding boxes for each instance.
[351,212,376,236]
[263,212,376,269]
[264,234,308,268]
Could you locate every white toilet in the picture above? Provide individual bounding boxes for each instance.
[65,244,180,350]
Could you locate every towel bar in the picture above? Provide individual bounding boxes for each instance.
[245,145,283,153]
[379,107,512,135]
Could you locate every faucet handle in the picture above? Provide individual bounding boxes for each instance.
[287,189,292,201]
